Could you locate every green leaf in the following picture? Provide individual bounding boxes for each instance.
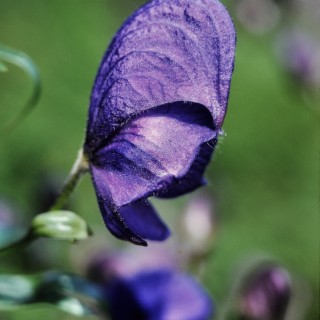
[31,210,92,241]
[0,61,8,72]
[0,272,104,317]
[0,45,41,132]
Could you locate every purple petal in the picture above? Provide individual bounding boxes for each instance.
[91,166,169,246]
[90,102,216,207]
[120,200,170,241]
[85,0,236,151]
[91,166,147,246]
[155,142,215,198]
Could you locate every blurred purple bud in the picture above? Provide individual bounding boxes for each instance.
[107,269,213,320]
[236,0,281,35]
[238,264,292,320]
[182,194,216,251]
[84,0,236,246]
[275,29,320,90]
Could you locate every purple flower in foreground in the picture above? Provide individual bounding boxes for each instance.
[107,270,213,320]
[84,0,236,245]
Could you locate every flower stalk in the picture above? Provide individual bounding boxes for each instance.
[50,148,89,211]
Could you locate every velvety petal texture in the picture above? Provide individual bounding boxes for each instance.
[85,0,236,245]
[107,270,213,320]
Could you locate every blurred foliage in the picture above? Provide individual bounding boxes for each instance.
[0,45,41,132]
[0,271,103,317]
[0,0,318,319]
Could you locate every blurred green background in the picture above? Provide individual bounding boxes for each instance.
[0,0,318,319]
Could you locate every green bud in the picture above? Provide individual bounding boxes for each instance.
[31,210,92,241]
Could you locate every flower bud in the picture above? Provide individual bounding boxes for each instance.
[236,0,281,35]
[31,210,92,241]
[275,29,320,90]
[237,264,292,320]
[182,194,216,252]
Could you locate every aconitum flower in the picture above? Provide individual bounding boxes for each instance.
[84,0,236,246]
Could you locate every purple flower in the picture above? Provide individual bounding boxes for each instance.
[84,0,236,245]
[106,270,213,320]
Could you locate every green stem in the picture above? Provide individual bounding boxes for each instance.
[50,149,89,211]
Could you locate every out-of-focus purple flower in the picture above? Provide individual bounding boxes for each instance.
[235,0,281,35]
[86,249,213,320]
[275,29,320,90]
[83,0,236,246]
[237,264,292,320]
[107,270,213,320]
